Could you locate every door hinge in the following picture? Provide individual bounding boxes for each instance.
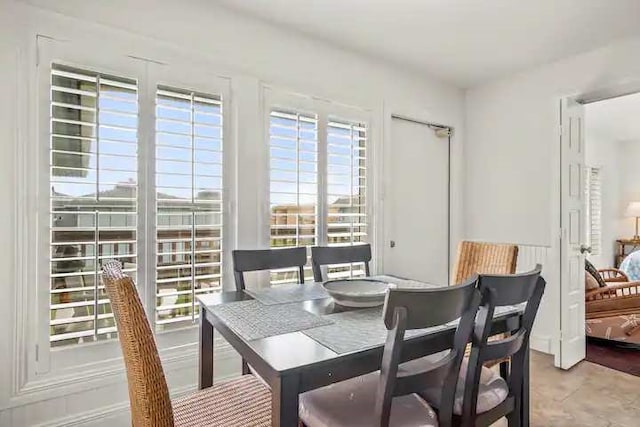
[35,344,39,362]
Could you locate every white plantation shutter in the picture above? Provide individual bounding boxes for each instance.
[326,119,368,279]
[49,64,138,346]
[586,167,602,256]
[155,86,223,329]
[267,102,370,284]
[269,110,318,284]
[42,50,232,358]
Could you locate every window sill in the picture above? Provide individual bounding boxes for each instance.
[5,335,234,411]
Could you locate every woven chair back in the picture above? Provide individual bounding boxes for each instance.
[103,260,174,427]
[453,241,518,285]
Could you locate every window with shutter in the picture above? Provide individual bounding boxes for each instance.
[586,167,602,256]
[269,110,318,284]
[50,64,138,346]
[268,103,370,285]
[48,62,228,348]
[155,87,223,329]
[326,119,368,279]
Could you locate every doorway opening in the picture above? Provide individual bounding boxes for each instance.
[556,92,640,369]
[582,92,640,375]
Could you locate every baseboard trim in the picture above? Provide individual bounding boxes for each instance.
[530,334,552,354]
[33,400,130,427]
[6,337,237,412]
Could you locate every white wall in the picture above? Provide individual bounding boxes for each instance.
[617,140,640,239]
[1,0,465,425]
[465,35,640,359]
[585,123,640,270]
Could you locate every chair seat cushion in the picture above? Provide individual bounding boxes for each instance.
[299,372,439,427]
[418,356,509,415]
[173,375,271,427]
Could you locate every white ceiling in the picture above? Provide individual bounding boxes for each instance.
[213,0,640,88]
[586,93,640,143]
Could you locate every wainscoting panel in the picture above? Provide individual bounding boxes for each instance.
[516,244,550,274]
[516,244,555,354]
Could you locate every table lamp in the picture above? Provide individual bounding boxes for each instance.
[625,202,640,240]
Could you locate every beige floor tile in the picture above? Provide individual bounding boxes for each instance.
[473,351,640,426]
[580,372,640,404]
[528,350,640,427]
[530,394,610,427]
[530,361,588,401]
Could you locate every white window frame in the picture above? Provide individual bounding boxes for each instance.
[585,165,602,256]
[29,39,233,380]
[148,64,234,327]
[262,87,375,284]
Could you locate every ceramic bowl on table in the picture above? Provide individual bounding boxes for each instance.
[322,278,389,307]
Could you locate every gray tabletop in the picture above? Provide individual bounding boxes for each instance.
[198,277,530,427]
[198,276,525,372]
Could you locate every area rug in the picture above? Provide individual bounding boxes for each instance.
[586,339,640,377]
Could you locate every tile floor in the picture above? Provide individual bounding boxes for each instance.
[494,350,640,426]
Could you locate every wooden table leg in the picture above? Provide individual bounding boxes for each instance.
[271,374,300,427]
[198,305,214,389]
[521,344,530,427]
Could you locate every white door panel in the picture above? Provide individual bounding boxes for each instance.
[383,117,449,285]
[559,98,587,369]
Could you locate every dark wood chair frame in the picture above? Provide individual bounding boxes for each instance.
[459,266,546,427]
[231,247,307,374]
[232,247,307,291]
[310,244,372,282]
[375,277,482,427]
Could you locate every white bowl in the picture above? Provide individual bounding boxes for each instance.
[322,279,389,307]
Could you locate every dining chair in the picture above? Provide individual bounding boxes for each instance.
[452,241,519,285]
[310,243,372,282]
[298,276,482,427]
[420,266,545,427]
[452,241,519,374]
[102,260,271,427]
[232,247,307,291]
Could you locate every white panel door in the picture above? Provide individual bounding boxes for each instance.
[383,117,449,285]
[559,98,587,369]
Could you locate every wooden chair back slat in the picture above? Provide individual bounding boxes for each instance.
[232,247,307,290]
[481,329,527,361]
[478,268,541,306]
[382,276,478,330]
[311,244,372,282]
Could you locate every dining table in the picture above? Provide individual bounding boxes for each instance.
[197,275,529,427]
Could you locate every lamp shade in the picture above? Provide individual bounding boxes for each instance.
[625,202,640,217]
